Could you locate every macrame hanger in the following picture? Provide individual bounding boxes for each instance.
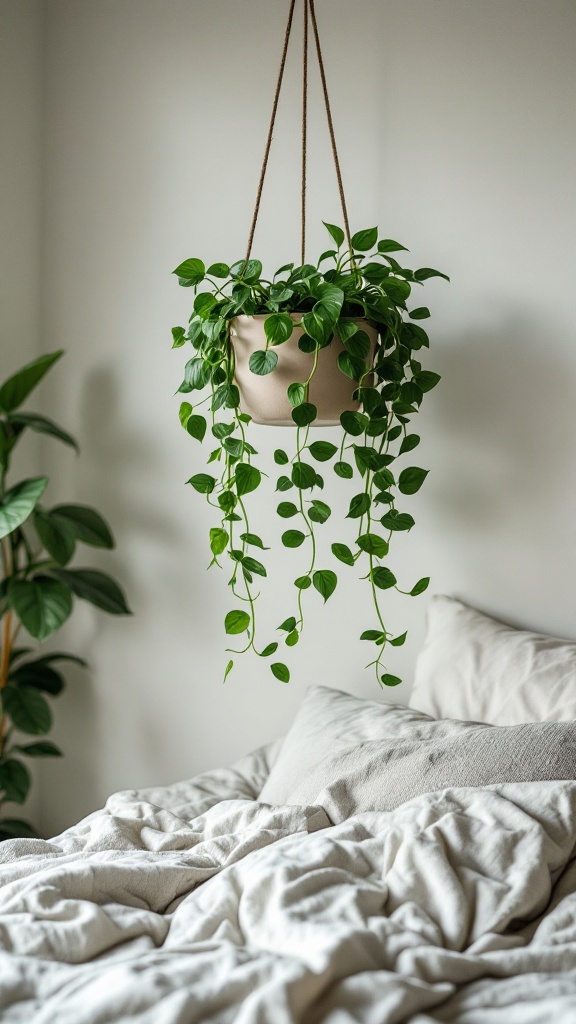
[244,0,353,265]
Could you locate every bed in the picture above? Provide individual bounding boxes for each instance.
[2,595,576,1023]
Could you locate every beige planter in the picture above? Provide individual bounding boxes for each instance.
[230,315,378,426]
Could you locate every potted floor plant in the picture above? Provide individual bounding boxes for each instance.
[0,351,131,841]
[171,222,447,687]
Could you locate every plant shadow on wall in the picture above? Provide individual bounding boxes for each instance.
[0,353,131,841]
[171,225,448,688]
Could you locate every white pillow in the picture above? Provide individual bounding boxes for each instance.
[258,685,473,805]
[409,595,576,725]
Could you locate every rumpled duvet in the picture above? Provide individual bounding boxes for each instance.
[1,743,576,1023]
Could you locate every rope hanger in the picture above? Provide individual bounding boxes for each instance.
[244,0,353,265]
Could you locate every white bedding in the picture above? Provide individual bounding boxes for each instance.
[2,746,576,1022]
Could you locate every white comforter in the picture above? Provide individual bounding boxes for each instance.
[1,746,576,1023]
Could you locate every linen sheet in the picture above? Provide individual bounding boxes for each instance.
[1,747,576,1022]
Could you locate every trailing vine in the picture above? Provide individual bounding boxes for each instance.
[172,222,447,687]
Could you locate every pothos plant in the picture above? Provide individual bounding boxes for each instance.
[171,222,447,687]
[0,350,131,841]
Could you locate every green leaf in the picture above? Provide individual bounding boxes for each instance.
[194,293,217,318]
[345,329,371,362]
[398,467,428,495]
[292,462,317,490]
[378,239,408,254]
[294,575,312,589]
[8,576,72,641]
[212,422,234,439]
[242,556,266,577]
[172,258,205,284]
[371,567,397,590]
[340,411,368,436]
[186,415,207,442]
[399,434,420,455]
[10,662,64,695]
[380,510,415,532]
[54,503,116,550]
[264,313,294,346]
[33,509,76,566]
[308,441,337,463]
[282,529,306,548]
[335,319,359,344]
[0,476,48,541]
[224,609,250,635]
[235,464,261,497]
[274,449,289,465]
[390,631,408,647]
[187,473,216,494]
[278,616,297,632]
[360,630,385,642]
[0,351,63,414]
[13,740,62,757]
[276,475,293,492]
[331,542,355,566]
[207,262,229,278]
[414,267,450,283]
[285,630,299,647]
[381,673,403,687]
[409,307,430,320]
[277,501,298,519]
[356,533,389,557]
[415,371,441,393]
[314,283,344,323]
[410,577,430,596]
[3,685,52,735]
[308,499,331,524]
[323,221,345,247]
[183,357,211,391]
[209,527,228,556]
[249,350,278,376]
[334,461,353,479]
[239,532,268,549]
[313,569,337,602]
[9,413,78,452]
[351,227,378,251]
[0,759,31,803]
[291,403,317,427]
[347,493,371,519]
[0,818,38,840]
[179,402,192,428]
[49,569,131,615]
[271,662,290,683]
[223,659,234,683]
[287,382,307,407]
[337,352,365,382]
[260,643,278,658]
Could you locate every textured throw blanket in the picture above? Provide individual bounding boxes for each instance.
[1,746,576,1022]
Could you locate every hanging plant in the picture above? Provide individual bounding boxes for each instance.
[171,223,448,687]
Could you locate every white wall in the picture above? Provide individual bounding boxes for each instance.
[11,0,575,835]
[0,0,44,823]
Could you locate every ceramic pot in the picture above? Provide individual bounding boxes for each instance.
[230,315,378,426]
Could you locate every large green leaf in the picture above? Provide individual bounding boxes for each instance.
[0,818,38,840]
[249,350,278,376]
[351,228,378,251]
[264,313,294,346]
[9,413,78,451]
[8,576,72,641]
[398,466,428,495]
[0,476,48,540]
[0,351,63,413]
[50,569,131,615]
[235,464,261,497]
[10,661,65,695]
[271,662,290,683]
[172,258,205,284]
[13,740,63,758]
[0,759,31,803]
[3,685,52,735]
[33,509,76,566]
[313,569,337,601]
[50,504,115,548]
[323,222,345,247]
[224,610,250,635]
